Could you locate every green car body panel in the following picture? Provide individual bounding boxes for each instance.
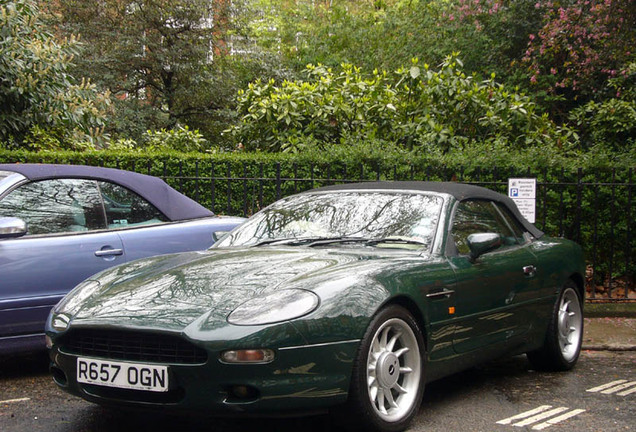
[46,183,585,415]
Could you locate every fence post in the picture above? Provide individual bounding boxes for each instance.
[242,162,248,217]
[195,160,200,204]
[226,163,232,215]
[558,167,564,237]
[627,168,633,298]
[575,168,583,244]
[608,169,616,297]
[258,163,264,211]
[210,162,216,213]
[275,162,281,200]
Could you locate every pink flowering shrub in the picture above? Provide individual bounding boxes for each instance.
[523,0,635,106]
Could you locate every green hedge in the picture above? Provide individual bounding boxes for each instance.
[1,148,634,298]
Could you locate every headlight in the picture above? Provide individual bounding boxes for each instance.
[51,313,71,331]
[227,289,319,326]
[54,280,101,317]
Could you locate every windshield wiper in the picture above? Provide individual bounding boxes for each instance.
[252,236,365,247]
[252,238,304,247]
[252,236,428,248]
[364,236,429,247]
[305,237,370,247]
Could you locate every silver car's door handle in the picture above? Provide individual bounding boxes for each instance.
[94,248,124,257]
[426,289,455,299]
[523,265,537,277]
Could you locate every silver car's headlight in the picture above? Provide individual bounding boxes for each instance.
[53,280,101,318]
[227,289,319,326]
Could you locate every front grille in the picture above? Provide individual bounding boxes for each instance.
[60,329,208,364]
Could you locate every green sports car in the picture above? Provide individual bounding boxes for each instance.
[47,182,585,432]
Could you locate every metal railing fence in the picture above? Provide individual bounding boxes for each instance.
[17,158,636,301]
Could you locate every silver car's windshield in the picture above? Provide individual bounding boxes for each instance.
[0,171,25,197]
[0,171,12,182]
[217,191,443,250]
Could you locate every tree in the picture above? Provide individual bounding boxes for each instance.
[50,0,253,142]
[0,0,110,148]
[522,0,636,120]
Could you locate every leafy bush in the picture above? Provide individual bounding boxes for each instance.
[569,62,636,154]
[227,55,573,154]
[142,126,210,153]
[104,126,211,153]
[0,0,110,146]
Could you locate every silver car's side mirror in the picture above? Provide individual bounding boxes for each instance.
[0,217,27,239]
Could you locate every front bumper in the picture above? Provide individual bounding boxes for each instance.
[49,339,359,414]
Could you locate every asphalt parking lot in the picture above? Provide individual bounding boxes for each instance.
[1,319,634,432]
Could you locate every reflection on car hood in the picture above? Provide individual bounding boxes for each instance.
[69,247,424,332]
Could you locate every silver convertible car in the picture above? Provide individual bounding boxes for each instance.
[0,163,244,354]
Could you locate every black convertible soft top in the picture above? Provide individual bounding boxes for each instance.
[0,164,214,221]
[310,181,544,238]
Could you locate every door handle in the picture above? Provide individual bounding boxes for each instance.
[94,248,124,257]
[426,289,455,299]
[523,265,537,277]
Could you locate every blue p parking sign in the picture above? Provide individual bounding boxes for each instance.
[508,178,536,223]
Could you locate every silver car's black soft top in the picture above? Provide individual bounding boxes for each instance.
[0,163,213,221]
[310,181,544,238]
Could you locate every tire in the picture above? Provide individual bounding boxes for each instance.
[527,280,583,371]
[337,305,425,432]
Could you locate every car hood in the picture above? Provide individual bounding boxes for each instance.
[67,247,426,334]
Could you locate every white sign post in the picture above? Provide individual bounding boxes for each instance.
[508,178,536,223]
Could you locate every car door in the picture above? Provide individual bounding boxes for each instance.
[447,199,539,354]
[0,179,125,341]
[95,180,219,260]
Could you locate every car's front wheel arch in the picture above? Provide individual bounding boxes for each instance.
[333,303,427,432]
[383,295,429,353]
[568,272,585,308]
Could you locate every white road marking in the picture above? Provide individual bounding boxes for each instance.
[601,381,636,395]
[512,407,570,428]
[532,409,586,430]
[587,379,636,396]
[497,405,585,430]
[496,405,554,425]
[618,386,636,396]
[586,379,627,393]
[0,397,30,404]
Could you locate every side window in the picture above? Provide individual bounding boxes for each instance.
[0,179,105,235]
[451,200,516,255]
[494,202,528,245]
[98,182,168,228]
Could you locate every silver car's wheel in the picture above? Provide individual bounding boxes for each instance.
[366,318,422,422]
[337,305,425,432]
[557,287,583,362]
[527,280,583,371]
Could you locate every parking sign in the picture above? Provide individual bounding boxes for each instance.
[508,178,536,223]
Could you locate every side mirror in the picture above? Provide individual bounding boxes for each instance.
[466,232,502,262]
[0,217,27,239]
[212,231,229,243]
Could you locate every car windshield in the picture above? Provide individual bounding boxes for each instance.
[216,191,443,250]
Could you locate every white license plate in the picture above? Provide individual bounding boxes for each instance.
[77,357,169,392]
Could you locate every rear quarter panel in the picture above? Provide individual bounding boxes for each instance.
[525,236,586,347]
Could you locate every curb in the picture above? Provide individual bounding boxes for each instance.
[582,345,636,352]
[584,302,636,318]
